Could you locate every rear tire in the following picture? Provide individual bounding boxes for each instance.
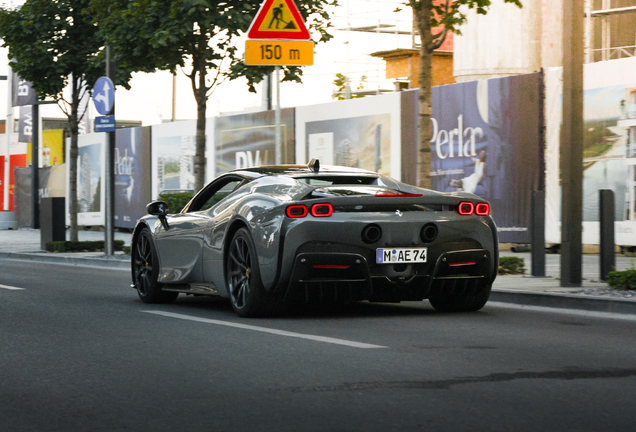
[132,227,179,304]
[226,228,285,317]
[428,282,491,312]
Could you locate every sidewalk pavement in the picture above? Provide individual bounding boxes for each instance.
[1,227,636,315]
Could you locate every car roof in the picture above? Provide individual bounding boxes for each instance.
[230,164,379,177]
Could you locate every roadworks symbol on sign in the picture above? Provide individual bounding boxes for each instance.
[247,0,310,40]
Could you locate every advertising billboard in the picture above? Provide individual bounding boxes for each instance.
[114,126,151,229]
[430,73,543,243]
[215,108,295,175]
[296,93,404,181]
[0,136,27,212]
[545,57,636,245]
[151,120,215,199]
[66,133,105,226]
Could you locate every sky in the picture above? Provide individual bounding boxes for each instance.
[0,0,416,127]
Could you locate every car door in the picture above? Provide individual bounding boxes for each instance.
[154,175,245,284]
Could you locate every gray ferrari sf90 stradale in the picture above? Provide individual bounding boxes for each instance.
[131,160,498,317]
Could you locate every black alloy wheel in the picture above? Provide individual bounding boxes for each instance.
[226,228,285,317]
[132,227,178,304]
[228,231,253,310]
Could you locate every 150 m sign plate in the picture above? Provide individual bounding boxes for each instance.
[245,40,314,66]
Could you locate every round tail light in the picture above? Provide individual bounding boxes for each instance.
[458,201,475,215]
[311,203,333,217]
[475,203,490,215]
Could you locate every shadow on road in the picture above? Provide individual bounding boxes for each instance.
[133,294,496,320]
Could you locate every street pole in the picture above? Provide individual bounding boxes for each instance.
[266,73,272,111]
[275,66,281,165]
[104,47,115,256]
[31,102,39,229]
[171,74,176,122]
[560,0,584,287]
[3,68,11,211]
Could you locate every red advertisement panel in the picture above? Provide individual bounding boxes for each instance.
[0,154,28,211]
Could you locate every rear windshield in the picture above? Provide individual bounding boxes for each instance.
[293,176,379,186]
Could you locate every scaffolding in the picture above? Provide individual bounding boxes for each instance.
[330,0,417,98]
[586,1,636,63]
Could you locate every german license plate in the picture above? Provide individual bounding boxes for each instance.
[376,248,427,264]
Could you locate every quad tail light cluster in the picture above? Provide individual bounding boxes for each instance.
[286,203,334,218]
[458,201,490,216]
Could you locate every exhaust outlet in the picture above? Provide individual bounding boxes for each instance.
[420,223,438,243]
[361,224,382,244]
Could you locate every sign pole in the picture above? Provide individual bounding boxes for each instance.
[275,66,281,164]
[244,0,313,166]
[104,46,115,256]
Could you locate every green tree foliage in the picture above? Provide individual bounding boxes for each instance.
[0,0,125,241]
[332,73,366,100]
[404,0,521,188]
[94,0,337,192]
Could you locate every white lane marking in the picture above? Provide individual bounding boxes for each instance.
[488,301,636,322]
[142,310,387,349]
[0,284,25,291]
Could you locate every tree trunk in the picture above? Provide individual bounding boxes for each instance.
[68,75,80,241]
[192,64,207,193]
[414,0,434,189]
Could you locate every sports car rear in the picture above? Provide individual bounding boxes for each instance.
[275,190,497,303]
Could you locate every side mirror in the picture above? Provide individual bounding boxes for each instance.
[146,201,169,230]
[147,201,169,216]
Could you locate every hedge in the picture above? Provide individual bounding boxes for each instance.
[498,256,525,275]
[46,240,125,253]
[158,192,194,213]
[607,267,636,291]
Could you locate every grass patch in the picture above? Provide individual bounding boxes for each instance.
[498,256,525,275]
[46,240,125,253]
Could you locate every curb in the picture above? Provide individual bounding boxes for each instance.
[491,289,636,315]
[0,251,130,270]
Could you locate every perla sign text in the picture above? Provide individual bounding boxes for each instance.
[431,114,484,159]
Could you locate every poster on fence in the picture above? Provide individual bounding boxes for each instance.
[215,109,295,175]
[66,133,105,226]
[114,127,151,229]
[430,73,543,243]
[545,57,636,246]
[296,94,403,180]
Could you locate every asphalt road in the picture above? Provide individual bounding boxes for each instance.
[2,259,636,432]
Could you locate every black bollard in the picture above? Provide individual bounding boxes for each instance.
[40,197,66,250]
[599,189,615,281]
[531,190,546,277]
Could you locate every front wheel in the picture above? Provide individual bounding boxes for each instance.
[226,228,285,317]
[428,282,492,312]
[132,227,178,304]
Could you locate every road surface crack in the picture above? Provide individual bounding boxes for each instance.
[276,368,636,392]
